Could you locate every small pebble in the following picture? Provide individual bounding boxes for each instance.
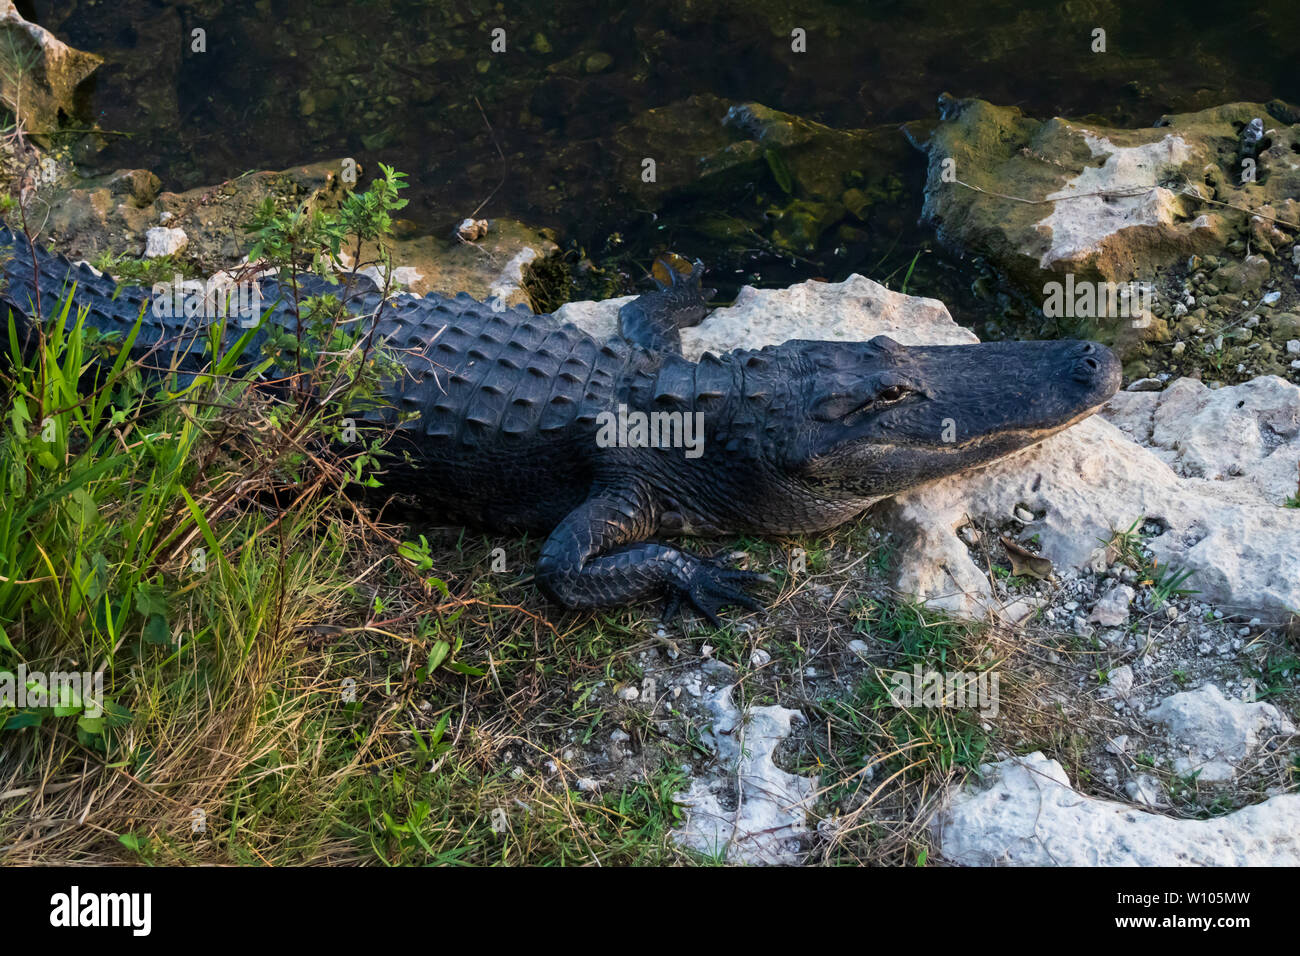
[1126,377,1163,391]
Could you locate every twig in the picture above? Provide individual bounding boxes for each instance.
[950,178,1300,231]
[952,178,1152,205]
[468,96,508,220]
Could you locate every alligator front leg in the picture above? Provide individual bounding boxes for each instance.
[535,482,767,626]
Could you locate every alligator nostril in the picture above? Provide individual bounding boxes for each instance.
[1071,355,1103,383]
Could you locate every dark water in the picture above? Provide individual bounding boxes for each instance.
[28,0,1300,321]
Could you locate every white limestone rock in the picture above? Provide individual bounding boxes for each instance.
[143,226,188,258]
[335,250,424,292]
[1103,664,1135,701]
[554,272,976,360]
[672,684,816,865]
[876,412,1300,619]
[1125,773,1167,808]
[1037,132,1195,271]
[1146,684,1296,784]
[933,751,1300,866]
[486,247,541,311]
[1090,584,1136,627]
[1102,375,1300,504]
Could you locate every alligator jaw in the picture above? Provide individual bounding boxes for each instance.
[943,395,1113,457]
[790,337,1121,503]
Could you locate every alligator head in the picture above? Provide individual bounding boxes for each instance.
[784,334,1121,503]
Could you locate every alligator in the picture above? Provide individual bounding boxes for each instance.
[0,228,1121,624]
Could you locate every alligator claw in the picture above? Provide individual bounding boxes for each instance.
[662,558,771,628]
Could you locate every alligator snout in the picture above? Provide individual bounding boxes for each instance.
[1069,340,1121,396]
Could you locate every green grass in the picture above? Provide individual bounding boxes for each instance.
[1104,516,1146,569]
[0,169,709,865]
[1103,516,1198,606]
[802,600,1003,864]
[1150,562,1198,607]
[90,251,199,286]
[852,598,970,669]
[0,275,704,864]
[1252,649,1300,702]
[0,314,987,866]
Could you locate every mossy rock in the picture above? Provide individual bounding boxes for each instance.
[0,8,102,134]
[615,97,911,233]
[42,158,403,272]
[768,199,840,253]
[916,95,1300,347]
[1212,256,1271,295]
[343,219,560,310]
[1270,313,1300,342]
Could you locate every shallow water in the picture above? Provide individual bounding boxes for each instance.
[34,0,1300,319]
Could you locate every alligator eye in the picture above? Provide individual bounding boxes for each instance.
[877,385,909,402]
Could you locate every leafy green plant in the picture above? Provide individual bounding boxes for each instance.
[90,251,197,287]
[764,148,794,195]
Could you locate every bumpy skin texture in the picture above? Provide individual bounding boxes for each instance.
[0,228,1121,623]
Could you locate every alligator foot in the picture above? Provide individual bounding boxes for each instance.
[535,483,772,626]
[660,558,772,629]
[617,253,715,354]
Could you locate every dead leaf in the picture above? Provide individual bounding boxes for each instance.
[296,623,347,648]
[999,536,1053,580]
[651,252,694,286]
